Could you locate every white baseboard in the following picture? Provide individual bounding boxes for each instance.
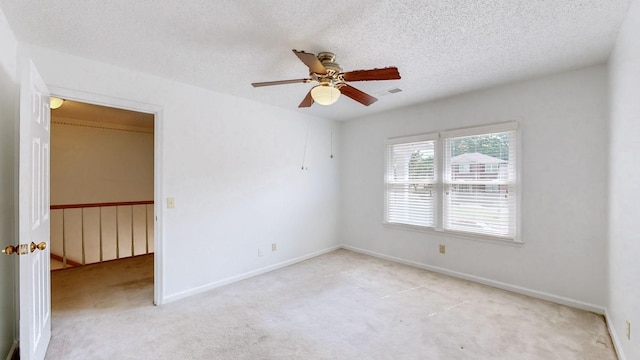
[605,309,626,360]
[341,244,606,315]
[4,340,17,360]
[162,245,341,304]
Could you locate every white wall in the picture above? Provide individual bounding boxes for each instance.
[0,7,17,358]
[50,120,154,204]
[608,0,640,358]
[341,65,609,310]
[19,43,341,302]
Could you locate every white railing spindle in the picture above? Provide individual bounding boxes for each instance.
[50,201,154,270]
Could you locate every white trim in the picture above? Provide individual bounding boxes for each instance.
[440,121,519,139]
[606,309,626,360]
[163,245,341,304]
[153,108,164,305]
[4,340,17,360]
[514,122,523,243]
[341,244,606,314]
[47,87,161,115]
[46,86,165,306]
[382,221,524,246]
[385,132,438,145]
[435,131,443,230]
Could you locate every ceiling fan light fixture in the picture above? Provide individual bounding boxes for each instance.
[50,97,64,110]
[310,85,340,106]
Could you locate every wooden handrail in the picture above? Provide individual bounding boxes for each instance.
[51,253,83,268]
[50,200,154,210]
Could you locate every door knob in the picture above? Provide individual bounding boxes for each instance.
[2,242,46,255]
[2,245,18,255]
[30,242,46,252]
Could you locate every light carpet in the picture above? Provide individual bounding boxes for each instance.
[46,249,616,359]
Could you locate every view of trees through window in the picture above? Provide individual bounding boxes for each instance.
[406,133,510,176]
[406,149,434,198]
[408,150,434,179]
[450,132,510,160]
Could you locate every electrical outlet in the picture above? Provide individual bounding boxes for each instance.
[272,243,277,251]
[439,244,446,254]
[626,320,631,340]
[258,248,263,257]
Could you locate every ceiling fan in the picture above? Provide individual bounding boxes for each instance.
[251,50,401,108]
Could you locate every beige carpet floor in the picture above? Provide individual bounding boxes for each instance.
[46,249,617,359]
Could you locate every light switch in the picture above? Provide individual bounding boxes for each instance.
[167,197,175,209]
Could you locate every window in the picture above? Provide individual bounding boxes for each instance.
[385,134,437,227]
[384,122,518,241]
[442,125,517,239]
[485,163,499,173]
[457,164,471,173]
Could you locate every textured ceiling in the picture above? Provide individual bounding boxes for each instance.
[0,0,631,121]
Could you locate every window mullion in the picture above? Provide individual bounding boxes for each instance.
[435,133,444,231]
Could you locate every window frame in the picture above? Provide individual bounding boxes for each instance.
[383,122,521,243]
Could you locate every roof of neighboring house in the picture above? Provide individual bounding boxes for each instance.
[450,152,506,164]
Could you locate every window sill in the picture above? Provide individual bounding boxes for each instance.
[382,222,524,246]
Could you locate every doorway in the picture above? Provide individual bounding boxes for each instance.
[49,100,154,271]
[47,87,163,305]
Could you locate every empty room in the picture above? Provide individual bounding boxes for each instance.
[0,1,638,359]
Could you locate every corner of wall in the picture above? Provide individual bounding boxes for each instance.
[3,341,17,360]
[606,1,640,359]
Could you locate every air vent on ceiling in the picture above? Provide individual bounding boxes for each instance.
[376,87,403,97]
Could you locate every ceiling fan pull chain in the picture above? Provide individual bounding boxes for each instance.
[301,119,311,170]
[330,123,334,159]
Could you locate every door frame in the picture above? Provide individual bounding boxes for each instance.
[47,86,165,305]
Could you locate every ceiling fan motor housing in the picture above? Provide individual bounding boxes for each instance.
[312,52,344,87]
[317,52,343,74]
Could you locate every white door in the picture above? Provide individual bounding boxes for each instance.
[18,60,51,360]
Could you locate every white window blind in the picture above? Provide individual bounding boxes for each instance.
[385,137,436,227]
[443,128,516,239]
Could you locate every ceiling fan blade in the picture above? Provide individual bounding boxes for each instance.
[343,67,401,82]
[298,89,314,108]
[252,79,311,87]
[340,85,378,106]
[292,50,327,74]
